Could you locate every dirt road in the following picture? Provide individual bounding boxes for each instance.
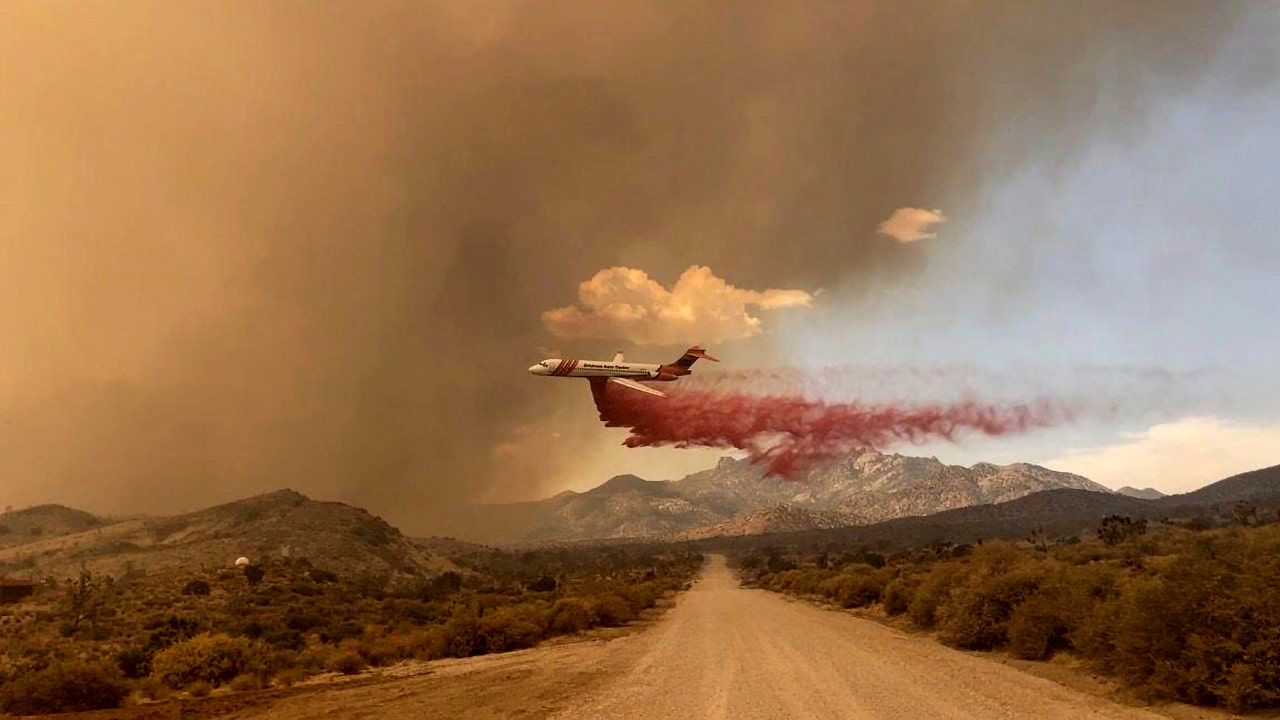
[234,555,1181,719]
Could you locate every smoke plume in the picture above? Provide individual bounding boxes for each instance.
[0,2,1269,531]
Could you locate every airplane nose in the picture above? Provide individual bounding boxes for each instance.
[528,364,542,374]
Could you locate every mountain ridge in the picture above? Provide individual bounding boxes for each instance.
[443,449,1113,543]
[0,489,456,581]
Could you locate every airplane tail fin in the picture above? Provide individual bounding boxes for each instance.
[672,346,718,369]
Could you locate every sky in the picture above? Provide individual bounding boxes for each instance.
[1,2,1277,530]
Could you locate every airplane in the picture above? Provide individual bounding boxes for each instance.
[528,346,718,397]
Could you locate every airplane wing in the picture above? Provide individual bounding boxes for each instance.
[608,377,666,397]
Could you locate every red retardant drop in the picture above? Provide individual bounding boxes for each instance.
[589,379,1075,479]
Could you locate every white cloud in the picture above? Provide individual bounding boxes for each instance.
[877,207,946,243]
[1044,416,1280,494]
[542,265,813,345]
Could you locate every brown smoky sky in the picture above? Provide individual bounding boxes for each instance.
[0,1,1262,532]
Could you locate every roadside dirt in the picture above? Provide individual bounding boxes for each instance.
[36,555,1255,719]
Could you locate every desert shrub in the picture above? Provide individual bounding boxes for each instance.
[328,652,367,675]
[380,628,441,660]
[135,676,170,701]
[546,598,593,635]
[228,673,261,691]
[1007,593,1069,660]
[262,627,305,651]
[284,609,326,632]
[115,646,153,679]
[907,565,960,629]
[1084,536,1280,710]
[381,598,438,626]
[309,568,339,584]
[289,582,323,597]
[882,578,915,616]
[939,569,1042,651]
[613,581,662,614]
[527,575,557,592]
[151,633,259,688]
[832,570,887,609]
[767,569,833,596]
[187,680,212,697]
[181,579,212,596]
[0,660,129,714]
[321,620,364,645]
[1098,515,1148,546]
[350,636,402,666]
[244,564,266,587]
[144,613,203,654]
[438,612,482,658]
[477,607,543,653]
[589,593,637,626]
[272,667,310,688]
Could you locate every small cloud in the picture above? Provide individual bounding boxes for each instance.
[877,207,946,243]
[542,265,813,345]
[1044,416,1280,494]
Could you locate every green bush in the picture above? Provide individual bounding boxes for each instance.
[0,661,129,714]
[151,633,259,688]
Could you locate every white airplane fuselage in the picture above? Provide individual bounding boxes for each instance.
[527,358,662,379]
[528,347,718,398]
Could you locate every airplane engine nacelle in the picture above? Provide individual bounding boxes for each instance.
[654,372,680,382]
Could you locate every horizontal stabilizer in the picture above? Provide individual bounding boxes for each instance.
[608,377,666,397]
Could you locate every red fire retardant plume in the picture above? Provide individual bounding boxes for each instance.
[589,379,1075,479]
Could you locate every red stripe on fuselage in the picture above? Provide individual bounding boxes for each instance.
[554,359,577,376]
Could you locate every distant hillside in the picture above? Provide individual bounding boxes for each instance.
[674,505,854,541]
[1157,464,1280,507]
[0,504,103,549]
[0,490,455,581]
[1117,486,1166,500]
[439,450,1112,543]
[695,463,1280,555]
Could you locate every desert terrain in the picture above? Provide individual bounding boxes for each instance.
[201,556,1226,720]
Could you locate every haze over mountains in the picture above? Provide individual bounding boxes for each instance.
[440,450,1111,543]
